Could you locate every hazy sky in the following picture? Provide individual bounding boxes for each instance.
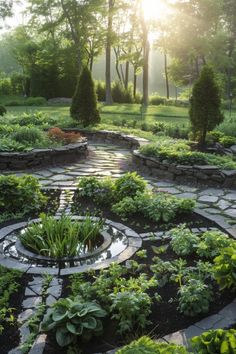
[1,1,26,33]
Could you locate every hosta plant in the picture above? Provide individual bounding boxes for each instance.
[191,328,236,354]
[117,336,189,354]
[41,297,107,347]
[178,279,213,317]
[197,231,233,258]
[212,246,236,290]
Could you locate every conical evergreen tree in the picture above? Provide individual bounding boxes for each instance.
[70,66,101,126]
[189,66,224,147]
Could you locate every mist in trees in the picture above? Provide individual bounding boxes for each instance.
[0,0,235,104]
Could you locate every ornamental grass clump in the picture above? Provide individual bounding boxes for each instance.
[20,214,104,258]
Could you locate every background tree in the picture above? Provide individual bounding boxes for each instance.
[189,66,224,147]
[70,66,101,127]
[0,0,12,21]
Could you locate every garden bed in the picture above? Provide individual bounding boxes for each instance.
[43,225,236,353]
[133,137,236,189]
[0,272,32,354]
[0,141,88,170]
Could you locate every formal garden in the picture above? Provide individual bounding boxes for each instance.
[0,0,236,353]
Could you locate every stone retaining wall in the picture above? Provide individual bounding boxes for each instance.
[133,151,236,189]
[0,141,88,170]
[64,129,149,149]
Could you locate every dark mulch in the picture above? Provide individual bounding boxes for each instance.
[0,189,60,353]
[0,273,33,354]
[72,192,216,234]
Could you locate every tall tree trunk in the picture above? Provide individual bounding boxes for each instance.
[164,52,170,99]
[90,55,94,72]
[120,64,125,85]
[125,61,129,89]
[143,38,149,105]
[114,48,122,82]
[133,71,137,98]
[142,17,149,106]
[105,0,114,105]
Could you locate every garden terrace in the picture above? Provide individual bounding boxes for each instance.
[0,141,88,170]
[1,143,236,353]
[133,150,236,189]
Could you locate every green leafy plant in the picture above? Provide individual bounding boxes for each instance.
[139,139,236,170]
[0,266,22,334]
[212,245,236,290]
[20,214,104,258]
[114,172,146,200]
[0,175,46,216]
[41,297,107,347]
[178,279,213,317]
[112,192,195,223]
[117,336,189,353]
[111,196,137,218]
[170,225,200,256]
[11,126,44,144]
[109,291,152,335]
[197,231,233,258]
[191,328,236,354]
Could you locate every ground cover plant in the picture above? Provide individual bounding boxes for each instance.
[139,138,236,170]
[20,214,104,258]
[0,175,60,224]
[0,112,84,152]
[0,265,31,354]
[73,172,195,228]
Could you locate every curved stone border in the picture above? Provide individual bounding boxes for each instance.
[0,218,142,276]
[0,141,88,170]
[15,230,111,264]
[63,129,149,149]
[133,150,236,189]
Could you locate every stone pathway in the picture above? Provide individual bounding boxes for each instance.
[4,142,236,228]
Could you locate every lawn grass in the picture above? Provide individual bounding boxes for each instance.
[4,102,236,139]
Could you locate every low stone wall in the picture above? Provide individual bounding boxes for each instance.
[133,150,236,188]
[64,129,149,149]
[0,141,88,170]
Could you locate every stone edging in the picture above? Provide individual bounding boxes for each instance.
[0,218,142,276]
[0,141,88,170]
[133,150,236,189]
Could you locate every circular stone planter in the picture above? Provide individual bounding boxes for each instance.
[15,229,112,264]
[0,216,142,276]
[133,150,236,189]
[0,140,88,170]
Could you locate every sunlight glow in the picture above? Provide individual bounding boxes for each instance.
[142,0,172,21]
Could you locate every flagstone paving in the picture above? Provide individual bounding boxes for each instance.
[3,143,236,228]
